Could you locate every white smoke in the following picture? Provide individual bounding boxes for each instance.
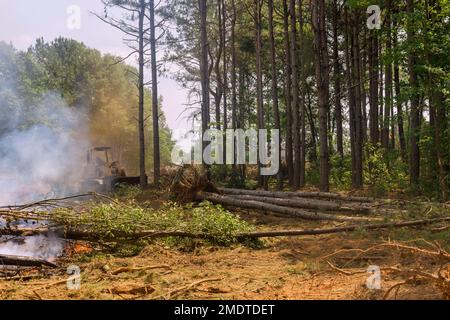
[0,45,90,259]
[0,91,89,206]
[0,234,65,261]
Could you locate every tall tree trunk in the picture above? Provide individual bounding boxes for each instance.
[149,0,160,186]
[394,61,406,161]
[368,31,379,145]
[289,0,301,190]
[344,7,357,188]
[406,0,420,184]
[390,91,395,149]
[347,12,363,188]
[238,64,247,178]
[298,0,306,187]
[432,91,448,201]
[254,0,266,188]
[138,0,147,189]
[360,28,368,142]
[392,11,406,161]
[214,0,223,131]
[230,0,238,171]
[283,0,294,186]
[426,0,447,200]
[311,0,330,192]
[268,0,283,190]
[332,0,343,158]
[381,0,392,150]
[221,0,228,163]
[305,84,318,161]
[378,41,384,145]
[350,11,363,188]
[199,0,211,167]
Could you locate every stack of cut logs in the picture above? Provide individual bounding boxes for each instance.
[195,188,379,222]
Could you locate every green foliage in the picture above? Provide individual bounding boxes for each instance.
[209,164,229,185]
[364,143,408,196]
[113,184,143,199]
[113,240,151,257]
[305,161,320,187]
[54,200,257,252]
[187,201,255,246]
[227,170,246,188]
[209,165,246,188]
[365,144,390,195]
[419,118,450,200]
[330,155,353,190]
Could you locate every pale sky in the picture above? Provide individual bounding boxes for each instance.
[0,0,192,138]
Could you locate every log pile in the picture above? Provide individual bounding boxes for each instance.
[168,165,382,222]
[195,191,375,222]
[199,187,385,222]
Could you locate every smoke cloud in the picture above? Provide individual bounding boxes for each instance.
[0,47,89,258]
[0,233,65,261]
[0,85,89,206]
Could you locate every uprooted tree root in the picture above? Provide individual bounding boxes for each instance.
[169,165,220,203]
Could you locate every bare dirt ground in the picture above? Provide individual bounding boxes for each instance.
[1,209,448,300]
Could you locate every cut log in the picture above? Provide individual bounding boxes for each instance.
[219,188,375,203]
[230,194,372,214]
[195,192,374,222]
[0,254,58,268]
[238,216,450,238]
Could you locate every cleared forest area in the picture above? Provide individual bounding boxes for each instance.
[0,0,449,302]
[0,166,449,300]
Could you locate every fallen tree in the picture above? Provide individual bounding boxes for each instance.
[219,188,375,203]
[195,192,376,222]
[229,194,372,214]
[2,216,449,242]
[237,216,450,238]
